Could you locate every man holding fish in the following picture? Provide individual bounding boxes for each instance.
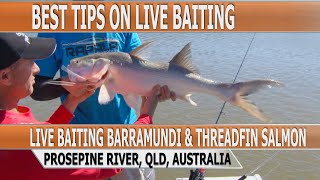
[0,32,175,179]
[31,32,176,180]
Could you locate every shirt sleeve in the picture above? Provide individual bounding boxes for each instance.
[123,33,142,53]
[134,114,153,125]
[46,105,74,124]
[35,33,62,78]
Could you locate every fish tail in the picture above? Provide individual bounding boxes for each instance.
[214,80,284,122]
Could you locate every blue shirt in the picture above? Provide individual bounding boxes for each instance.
[36,33,141,124]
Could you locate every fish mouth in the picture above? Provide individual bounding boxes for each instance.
[61,65,87,82]
[90,62,110,82]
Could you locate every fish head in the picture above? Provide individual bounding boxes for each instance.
[68,57,111,82]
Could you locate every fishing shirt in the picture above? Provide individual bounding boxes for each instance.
[0,105,152,180]
[35,33,141,124]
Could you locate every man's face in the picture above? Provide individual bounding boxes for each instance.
[9,59,40,98]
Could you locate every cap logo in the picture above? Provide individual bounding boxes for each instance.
[16,33,30,44]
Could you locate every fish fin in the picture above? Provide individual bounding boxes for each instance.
[129,41,153,57]
[183,94,197,106]
[169,43,200,74]
[215,80,283,122]
[98,84,115,105]
[234,80,283,122]
[123,94,140,112]
[234,96,271,123]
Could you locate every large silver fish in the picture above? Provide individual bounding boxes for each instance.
[65,42,283,122]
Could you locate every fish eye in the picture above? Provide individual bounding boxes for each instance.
[76,60,79,63]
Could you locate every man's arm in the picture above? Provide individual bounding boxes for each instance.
[46,90,96,124]
[134,85,176,125]
[31,75,68,101]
